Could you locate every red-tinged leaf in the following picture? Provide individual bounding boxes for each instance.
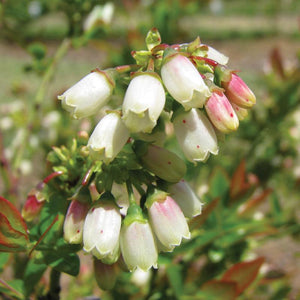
[238,189,273,216]
[222,257,265,295]
[270,47,285,79]
[189,198,219,230]
[0,196,28,236]
[0,213,28,251]
[201,280,238,300]
[230,159,249,199]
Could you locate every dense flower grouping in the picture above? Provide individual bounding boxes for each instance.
[58,29,255,286]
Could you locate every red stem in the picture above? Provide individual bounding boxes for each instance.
[190,55,219,67]
[28,214,59,257]
[43,171,63,184]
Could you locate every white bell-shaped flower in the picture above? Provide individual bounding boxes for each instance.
[83,200,121,262]
[146,190,190,250]
[120,218,158,272]
[88,112,129,164]
[168,180,203,218]
[161,54,211,110]
[173,108,218,163]
[58,70,114,119]
[122,73,166,133]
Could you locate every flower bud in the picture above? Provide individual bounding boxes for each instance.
[120,206,158,271]
[22,194,44,222]
[168,180,203,218]
[88,112,129,164]
[146,190,190,250]
[122,73,165,133]
[139,144,186,183]
[63,199,90,244]
[223,73,256,108]
[58,70,114,119]
[83,200,121,261]
[94,259,119,290]
[205,91,239,133]
[231,102,249,120]
[173,108,218,163]
[161,53,211,110]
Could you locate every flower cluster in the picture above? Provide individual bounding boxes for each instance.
[58,28,256,287]
[63,181,202,272]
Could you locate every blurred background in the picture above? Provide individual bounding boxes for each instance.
[0,0,299,299]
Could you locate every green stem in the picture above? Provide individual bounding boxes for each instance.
[114,64,140,74]
[12,38,71,170]
[0,131,18,198]
[126,180,136,206]
[48,269,61,300]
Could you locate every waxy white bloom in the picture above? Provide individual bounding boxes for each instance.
[122,73,166,133]
[161,54,211,110]
[205,91,239,133]
[58,70,114,119]
[140,144,186,183]
[120,219,158,271]
[174,108,218,163]
[63,200,90,244]
[83,201,121,262]
[146,191,190,250]
[88,112,129,164]
[202,44,229,65]
[168,180,203,218]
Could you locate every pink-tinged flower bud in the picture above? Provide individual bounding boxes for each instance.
[63,199,90,244]
[173,108,218,163]
[58,70,114,119]
[231,102,248,120]
[168,180,203,218]
[122,73,166,133]
[161,54,211,110]
[22,194,44,222]
[223,73,256,108]
[88,112,129,164]
[146,190,190,250]
[139,144,186,183]
[120,208,158,271]
[94,259,119,290]
[83,200,121,262]
[205,91,239,133]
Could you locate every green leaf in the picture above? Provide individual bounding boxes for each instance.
[209,168,229,200]
[166,264,183,299]
[0,279,25,299]
[146,28,161,51]
[23,257,47,296]
[199,280,238,300]
[0,253,10,272]
[38,193,68,244]
[43,252,80,276]
[0,213,28,252]
[0,196,28,236]
[270,192,283,222]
